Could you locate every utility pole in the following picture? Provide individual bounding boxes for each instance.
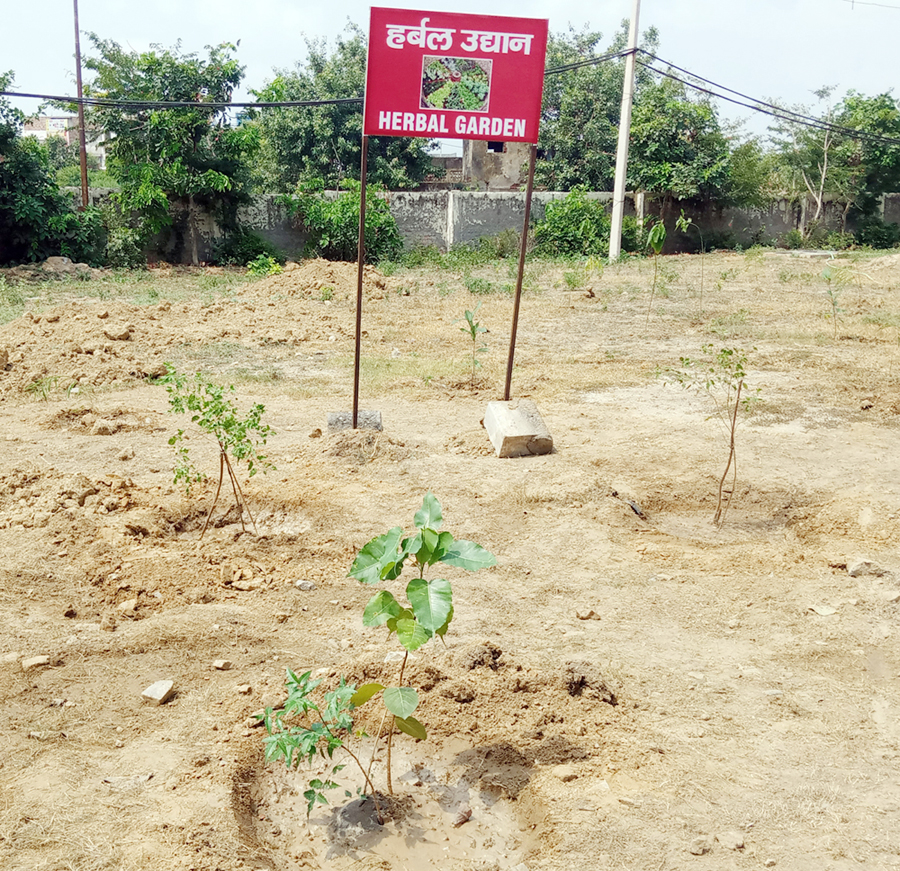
[73,0,89,210]
[608,0,641,260]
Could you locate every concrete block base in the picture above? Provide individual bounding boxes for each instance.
[484,399,553,458]
[327,410,383,433]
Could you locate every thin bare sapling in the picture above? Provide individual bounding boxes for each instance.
[161,365,274,538]
[676,209,705,311]
[665,346,760,525]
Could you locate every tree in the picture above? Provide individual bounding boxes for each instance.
[628,76,740,214]
[0,71,104,265]
[535,23,659,191]
[81,36,259,264]
[767,87,858,235]
[252,25,434,192]
[837,91,900,220]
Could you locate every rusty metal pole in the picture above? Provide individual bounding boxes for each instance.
[73,0,89,210]
[503,144,538,402]
[352,135,369,429]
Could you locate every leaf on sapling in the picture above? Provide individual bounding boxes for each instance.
[395,617,431,651]
[363,590,403,627]
[435,603,454,640]
[348,526,404,584]
[350,683,385,707]
[394,715,427,741]
[648,222,666,256]
[414,492,443,531]
[440,539,497,572]
[406,577,453,635]
[383,686,419,719]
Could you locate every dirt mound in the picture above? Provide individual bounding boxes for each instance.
[243,258,394,301]
[1,256,103,283]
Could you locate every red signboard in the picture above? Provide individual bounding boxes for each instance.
[364,7,548,143]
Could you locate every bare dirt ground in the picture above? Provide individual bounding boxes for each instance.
[0,249,898,871]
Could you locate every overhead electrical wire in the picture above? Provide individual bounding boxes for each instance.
[633,53,900,147]
[4,46,900,147]
[0,91,362,109]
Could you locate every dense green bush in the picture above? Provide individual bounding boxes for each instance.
[105,227,145,268]
[211,228,285,266]
[48,206,107,266]
[283,180,401,264]
[853,215,900,249]
[533,187,611,257]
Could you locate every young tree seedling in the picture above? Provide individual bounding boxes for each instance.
[665,346,760,525]
[457,303,488,386]
[820,266,844,340]
[263,493,496,812]
[161,365,274,538]
[646,221,667,325]
[676,209,705,312]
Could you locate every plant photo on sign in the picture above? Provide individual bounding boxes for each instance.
[263,493,496,811]
[421,56,492,111]
[161,366,274,538]
[664,346,760,526]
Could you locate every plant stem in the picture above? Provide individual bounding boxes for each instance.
[385,650,409,796]
[341,744,384,823]
[200,449,226,540]
[646,255,658,326]
[714,379,743,526]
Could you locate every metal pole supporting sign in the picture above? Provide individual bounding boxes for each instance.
[352,135,369,429]
[504,144,538,402]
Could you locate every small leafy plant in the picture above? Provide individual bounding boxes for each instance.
[24,375,58,401]
[646,221,667,325]
[665,345,760,525]
[161,365,274,537]
[264,494,496,810]
[457,302,488,386]
[263,671,381,819]
[246,254,283,277]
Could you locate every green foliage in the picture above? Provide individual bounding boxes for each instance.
[161,365,273,496]
[56,165,118,189]
[25,375,59,401]
[621,216,647,253]
[457,303,488,385]
[251,24,433,192]
[79,36,258,265]
[665,345,760,525]
[47,206,107,266]
[263,670,370,817]
[266,494,496,806]
[211,228,284,266]
[105,227,146,268]
[536,24,659,191]
[246,254,283,276]
[534,187,610,257]
[283,180,401,263]
[629,77,738,206]
[853,215,900,249]
[0,72,106,266]
[645,221,667,323]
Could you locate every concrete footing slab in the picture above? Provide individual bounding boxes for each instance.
[483,399,553,458]
[327,410,383,433]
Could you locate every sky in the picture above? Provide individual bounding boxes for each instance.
[2,0,898,153]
